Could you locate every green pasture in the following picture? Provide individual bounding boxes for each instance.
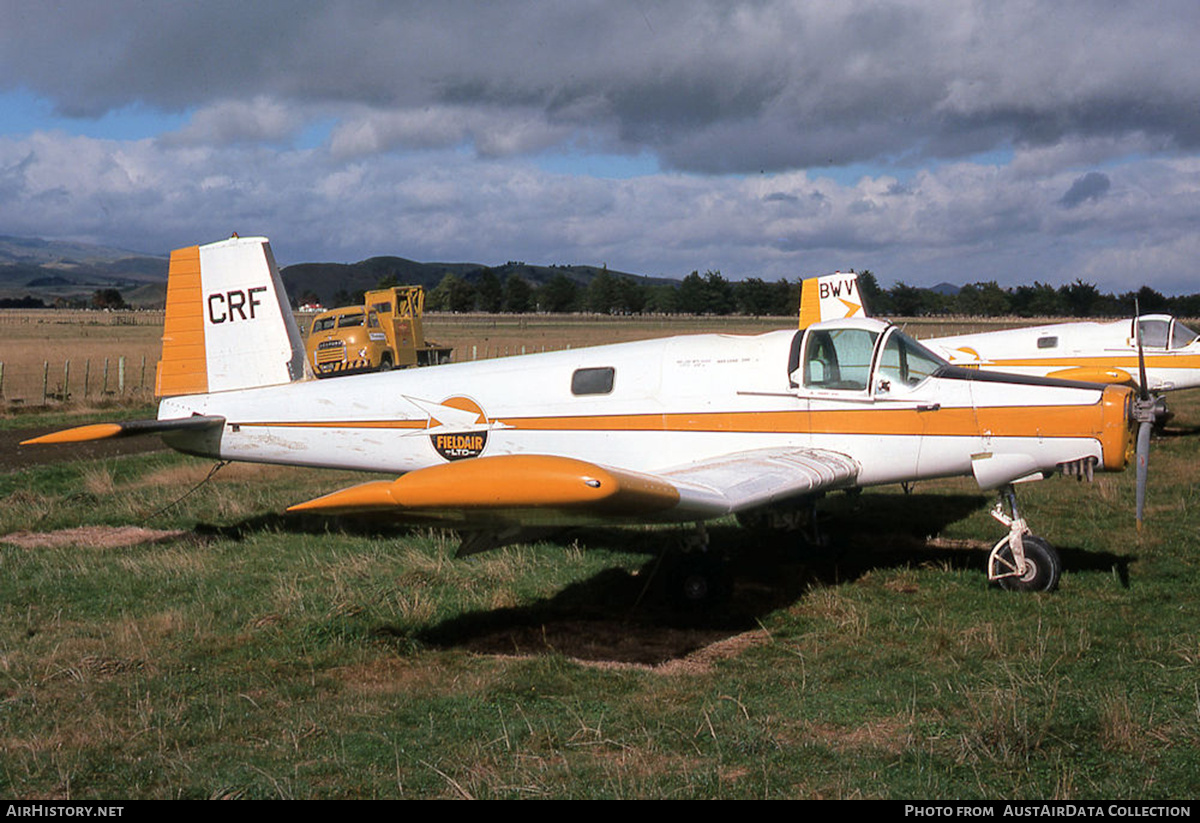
[1,396,1198,799]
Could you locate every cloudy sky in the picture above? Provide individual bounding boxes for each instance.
[2,1,1198,293]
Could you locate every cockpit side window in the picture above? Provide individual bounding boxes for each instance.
[803,328,879,390]
[1137,318,1169,348]
[1171,320,1199,349]
[876,330,945,390]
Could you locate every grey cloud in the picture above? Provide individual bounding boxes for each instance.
[3,2,1200,173]
[3,131,1200,294]
[1059,172,1111,208]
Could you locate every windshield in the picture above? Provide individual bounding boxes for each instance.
[877,330,946,389]
[337,313,365,328]
[311,316,337,332]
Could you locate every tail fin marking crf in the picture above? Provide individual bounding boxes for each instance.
[155,236,305,398]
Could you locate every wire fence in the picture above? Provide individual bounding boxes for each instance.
[0,356,156,407]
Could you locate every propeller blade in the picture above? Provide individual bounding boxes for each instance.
[1132,301,1152,400]
[1132,297,1153,531]
[1135,419,1151,531]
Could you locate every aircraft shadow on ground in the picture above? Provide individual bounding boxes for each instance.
[193,492,1134,668]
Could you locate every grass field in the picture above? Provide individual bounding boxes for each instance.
[2,312,1199,799]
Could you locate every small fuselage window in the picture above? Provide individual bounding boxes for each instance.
[572,367,615,395]
[1037,336,1058,349]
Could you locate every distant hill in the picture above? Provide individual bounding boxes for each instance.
[278,257,674,306]
[0,235,680,309]
[0,235,168,307]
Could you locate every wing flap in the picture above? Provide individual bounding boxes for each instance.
[661,448,860,517]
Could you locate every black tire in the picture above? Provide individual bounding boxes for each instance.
[994,535,1061,592]
[377,354,393,372]
[668,554,733,610]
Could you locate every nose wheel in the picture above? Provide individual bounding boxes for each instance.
[987,487,1061,592]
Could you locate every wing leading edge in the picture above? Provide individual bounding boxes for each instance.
[287,447,860,527]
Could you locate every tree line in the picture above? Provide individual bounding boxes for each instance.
[418,269,1200,318]
[311,267,1200,319]
[415,268,801,315]
[862,276,1200,318]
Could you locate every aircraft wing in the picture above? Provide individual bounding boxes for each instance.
[287,447,860,527]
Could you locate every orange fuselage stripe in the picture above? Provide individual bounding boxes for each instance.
[237,402,1109,440]
[982,354,1200,369]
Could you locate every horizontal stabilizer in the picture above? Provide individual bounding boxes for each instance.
[21,415,226,446]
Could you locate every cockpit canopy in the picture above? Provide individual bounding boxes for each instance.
[1136,315,1199,350]
[796,319,947,394]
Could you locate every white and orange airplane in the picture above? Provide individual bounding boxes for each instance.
[928,318,1200,393]
[25,237,1145,599]
[798,271,1200,393]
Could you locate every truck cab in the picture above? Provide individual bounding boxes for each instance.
[305,286,452,377]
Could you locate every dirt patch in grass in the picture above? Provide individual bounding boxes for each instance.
[459,622,769,674]
[0,525,185,549]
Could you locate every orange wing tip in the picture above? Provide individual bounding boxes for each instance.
[289,455,682,517]
[287,480,399,514]
[1046,366,1134,385]
[21,423,125,445]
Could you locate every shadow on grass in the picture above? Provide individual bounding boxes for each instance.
[192,491,1135,667]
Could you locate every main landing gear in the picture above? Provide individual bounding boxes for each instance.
[667,523,733,609]
[987,485,1062,592]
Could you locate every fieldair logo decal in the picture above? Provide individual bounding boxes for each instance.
[428,396,492,461]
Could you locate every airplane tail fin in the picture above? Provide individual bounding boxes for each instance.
[155,235,305,397]
[798,271,866,329]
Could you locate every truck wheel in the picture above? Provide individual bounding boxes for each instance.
[378,354,393,372]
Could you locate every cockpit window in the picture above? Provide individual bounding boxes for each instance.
[1171,320,1199,349]
[877,330,945,389]
[1137,318,1169,348]
[803,328,879,390]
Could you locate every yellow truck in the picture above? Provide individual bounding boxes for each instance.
[305,286,452,378]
